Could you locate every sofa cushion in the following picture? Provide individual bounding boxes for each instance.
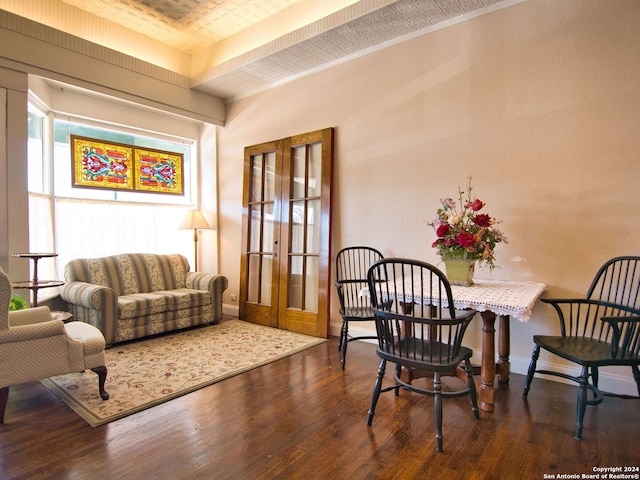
[65,253,190,296]
[118,288,211,319]
[115,307,214,343]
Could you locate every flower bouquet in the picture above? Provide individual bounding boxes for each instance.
[428,177,507,282]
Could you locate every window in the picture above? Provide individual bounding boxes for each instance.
[28,104,200,286]
[53,120,193,204]
[27,105,57,281]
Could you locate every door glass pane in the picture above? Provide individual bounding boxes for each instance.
[251,155,263,202]
[260,255,273,306]
[305,256,319,312]
[292,145,306,199]
[306,199,320,254]
[290,200,305,254]
[247,254,260,303]
[288,255,303,309]
[308,142,321,197]
[247,254,273,305]
[264,152,275,202]
[250,205,261,252]
[262,203,274,252]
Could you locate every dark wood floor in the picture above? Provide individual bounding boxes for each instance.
[1,330,638,480]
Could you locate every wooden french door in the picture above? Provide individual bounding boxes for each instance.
[239,128,333,338]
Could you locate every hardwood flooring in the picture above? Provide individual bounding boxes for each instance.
[0,331,638,479]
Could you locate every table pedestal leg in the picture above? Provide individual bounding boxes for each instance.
[497,315,511,383]
[479,310,496,412]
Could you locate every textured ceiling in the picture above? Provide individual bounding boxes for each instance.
[61,0,302,53]
[12,0,521,100]
[192,0,517,99]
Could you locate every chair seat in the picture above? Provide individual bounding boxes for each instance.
[381,340,473,372]
[534,335,623,366]
[341,306,374,320]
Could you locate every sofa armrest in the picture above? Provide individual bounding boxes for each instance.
[185,272,228,292]
[60,281,118,345]
[185,273,228,322]
[61,282,117,310]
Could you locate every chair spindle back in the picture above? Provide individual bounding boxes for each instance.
[335,246,383,314]
[367,258,475,368]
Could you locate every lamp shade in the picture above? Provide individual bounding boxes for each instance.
[179,209,210,230]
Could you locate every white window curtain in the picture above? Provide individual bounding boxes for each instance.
[55,198,194,279]
[28,192,57,280]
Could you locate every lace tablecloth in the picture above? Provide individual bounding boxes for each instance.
[377,279,547,322]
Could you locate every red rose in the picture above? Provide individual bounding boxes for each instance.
[436,224,450,237]
[471,199,485,211]
[456,232,476,248]
[473,214,491,227]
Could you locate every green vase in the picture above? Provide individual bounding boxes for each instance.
[442,257,476,286]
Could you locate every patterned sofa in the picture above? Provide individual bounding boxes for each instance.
[60,253,228,346]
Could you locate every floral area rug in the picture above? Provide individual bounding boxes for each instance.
[42,319,326,427]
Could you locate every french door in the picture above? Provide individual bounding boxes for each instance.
[239,128,333,338]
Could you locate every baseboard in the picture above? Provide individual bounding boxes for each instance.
[330,322,639,397]
[510,356,639,397]
[223,304,239,317]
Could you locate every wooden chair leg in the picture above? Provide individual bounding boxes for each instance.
[465,359,480,419]
[632,365,640,397]
[0,387,8,424]
[91,366,110,400]
[575,366,589,440]
[591,367,600,401]
[338,319,347,351]
[434,372,443,452]
[367,359,386,426]
[522,345,540,398]
[340,323,349,371]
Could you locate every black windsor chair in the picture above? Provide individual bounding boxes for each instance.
[334,246,384,370]
[366,258,479,452]
[523,256,640,439]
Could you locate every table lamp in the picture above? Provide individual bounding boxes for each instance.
[179,209,211,271]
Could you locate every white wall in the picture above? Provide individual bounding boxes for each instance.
[216,0,640,394]
[0,67,29,281]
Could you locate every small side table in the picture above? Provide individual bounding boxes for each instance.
[11,253,64,307]
[51,311,73,323]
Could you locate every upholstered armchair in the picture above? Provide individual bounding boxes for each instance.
[0,267,109,423]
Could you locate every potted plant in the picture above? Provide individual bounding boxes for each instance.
[10,294,29,311]
[428,177,507,285]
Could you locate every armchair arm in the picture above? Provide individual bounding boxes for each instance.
[8,306,54,326]
[541,298,615,336]
[601,316,640,324]
[0,318,65,344]
[601,315,640,359]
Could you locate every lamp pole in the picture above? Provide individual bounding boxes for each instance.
[192,226,200,272]
[179,209,211,272]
